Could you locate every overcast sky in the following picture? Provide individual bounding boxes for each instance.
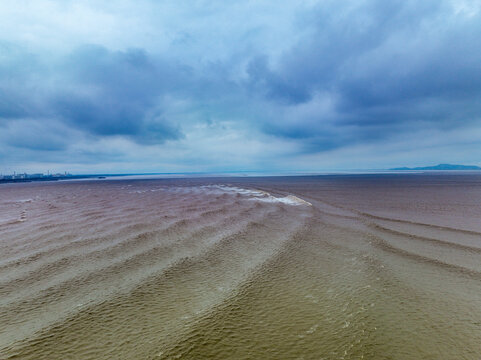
[1,0,480,174]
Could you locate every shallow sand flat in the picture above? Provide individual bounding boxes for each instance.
[1,175,481,359]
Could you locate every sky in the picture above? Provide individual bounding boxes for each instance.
[1,0,481,174]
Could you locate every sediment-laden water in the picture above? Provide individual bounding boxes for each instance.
[1,175,481,359]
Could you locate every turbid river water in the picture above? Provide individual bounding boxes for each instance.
[1,174,481,359]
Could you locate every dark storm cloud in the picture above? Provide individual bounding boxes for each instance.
[0,43,185,149]
[0,43,45,119]
[55,45,182,139]
[246,0,481,150]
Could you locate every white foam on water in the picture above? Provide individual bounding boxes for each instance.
[255,194,312,206]
[141,184,311,206]
[202,185,312,206]
[2,199,34,205]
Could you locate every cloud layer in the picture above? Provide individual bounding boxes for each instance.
[1,0,480,173]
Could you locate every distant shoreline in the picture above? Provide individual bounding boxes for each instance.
[390,164,481,171]
[0,175,114,184]
[3,170,481,184]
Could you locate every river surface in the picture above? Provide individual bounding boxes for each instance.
[1,174,481,359]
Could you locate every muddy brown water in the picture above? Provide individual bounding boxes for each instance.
[1,175,481,359]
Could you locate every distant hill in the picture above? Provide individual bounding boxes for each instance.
[390,164,481,171]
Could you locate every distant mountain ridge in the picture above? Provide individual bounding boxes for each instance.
[391,164,481,171]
